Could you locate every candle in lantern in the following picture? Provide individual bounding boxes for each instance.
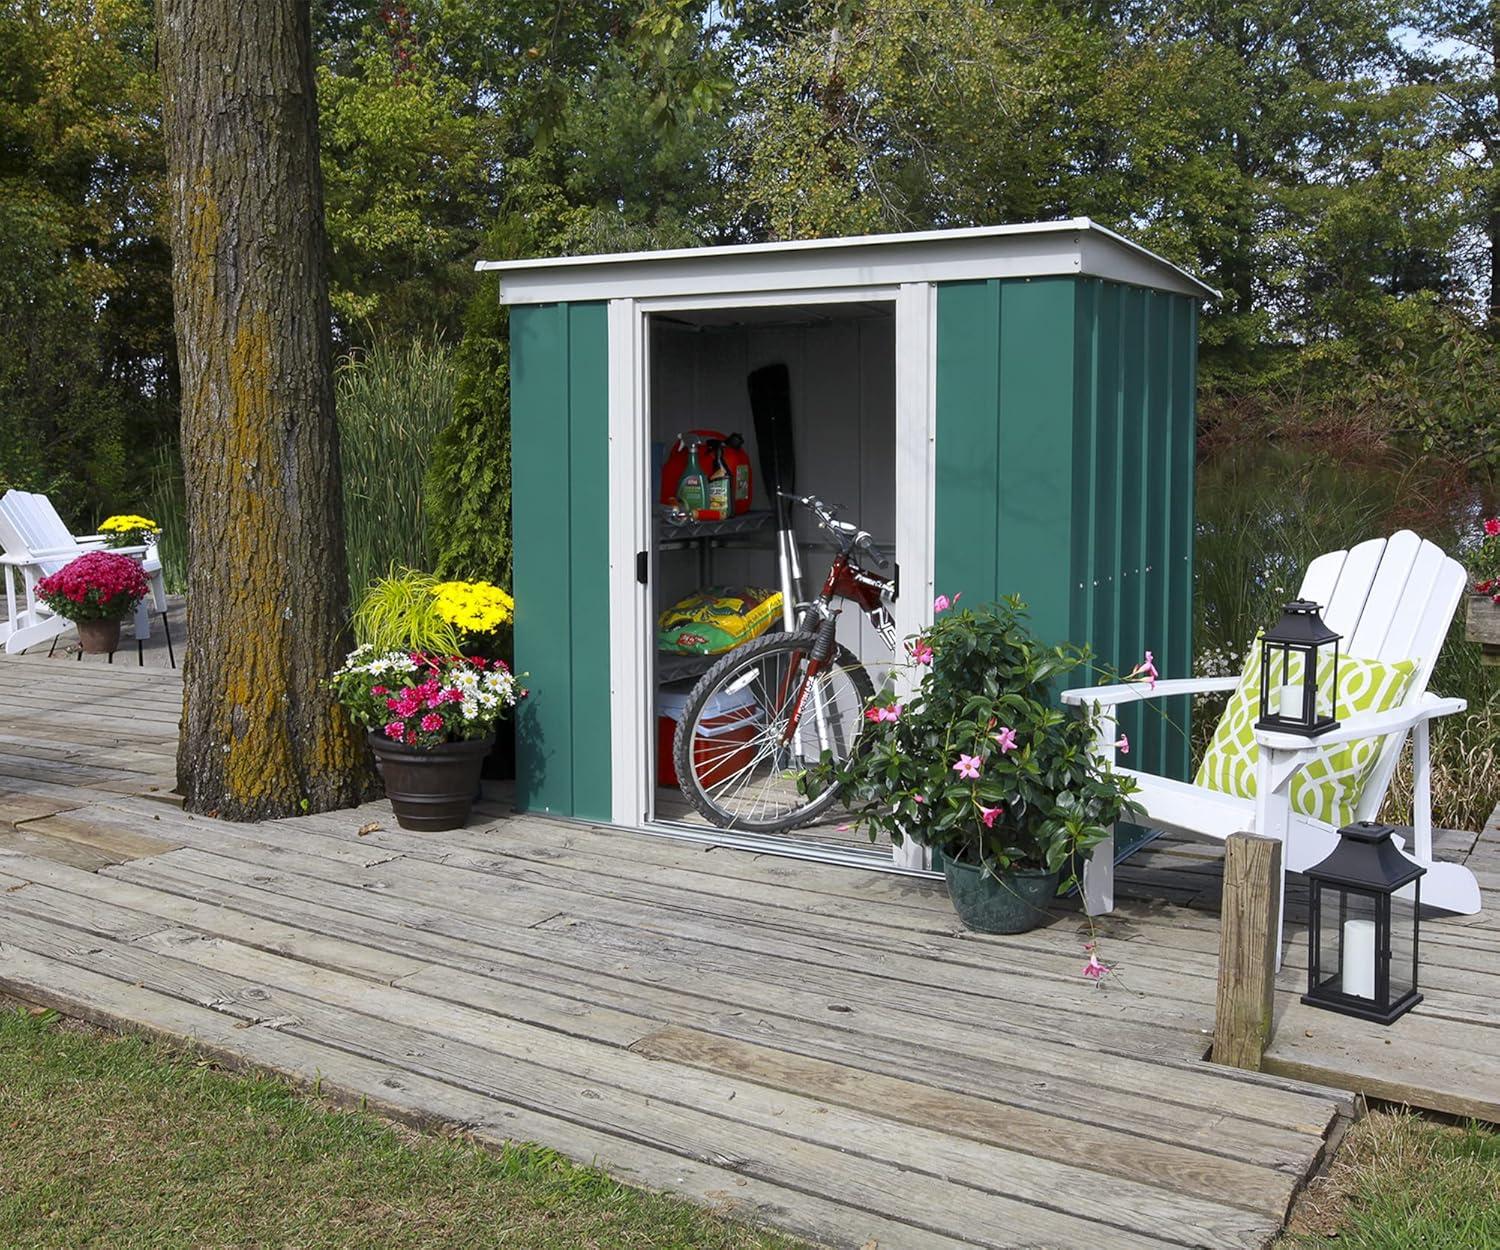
[1276,682,1303,719]
[1342,918,1376,998]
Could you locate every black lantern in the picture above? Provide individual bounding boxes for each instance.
[1256,600,1340,737]
[1303,821,1424,1025]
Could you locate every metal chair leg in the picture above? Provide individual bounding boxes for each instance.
[162,609,175,669]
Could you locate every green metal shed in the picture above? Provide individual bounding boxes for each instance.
[477,220,1215,872]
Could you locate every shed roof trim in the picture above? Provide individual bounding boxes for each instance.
[475,218,1218,304]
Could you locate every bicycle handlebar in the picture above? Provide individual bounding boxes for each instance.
[779,491,890,569]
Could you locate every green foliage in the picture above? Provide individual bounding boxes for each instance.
[336,337,457,602]
[427,276,513,587]
[145,444,188,595]
[824,598,1141,879]
[352,569,465,655]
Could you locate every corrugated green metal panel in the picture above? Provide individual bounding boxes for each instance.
[564,303,612,822]
[509,301,611,820]
[1143,291,1171,778]
[1166,296,1198,781]
[934,281,1001,602]
[935,278,1082,643]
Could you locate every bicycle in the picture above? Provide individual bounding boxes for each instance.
[671,493,897,834]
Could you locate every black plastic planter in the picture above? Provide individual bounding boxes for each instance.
[368,733,494,831]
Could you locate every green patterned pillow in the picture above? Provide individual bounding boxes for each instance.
[1193,638,1417,828]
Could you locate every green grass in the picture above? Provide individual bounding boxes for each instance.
[1281,1108,1500,1249]
[0,1008,801,1250]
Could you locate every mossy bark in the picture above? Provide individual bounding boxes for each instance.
[157,0,370,818]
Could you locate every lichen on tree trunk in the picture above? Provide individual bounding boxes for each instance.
[158,0,370,818]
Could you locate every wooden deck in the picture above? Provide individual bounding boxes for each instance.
[0,653,1492,1248]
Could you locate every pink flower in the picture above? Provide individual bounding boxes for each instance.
[993,726,1018,753]
[910,640,934,666]
[1485,517,1500,537]
[1478,580,1495,594]
[979,804,1004,828]
[371,685,387,695]
[866,703,902,723]
[420,712,443,732]
[952,754,982,780]
[932,592,962,613]
[1128,650,1158,691]
[1115,733,1129,755]
[1083,954,1109,982]
[913,793,926,803]
[383,721,405,742]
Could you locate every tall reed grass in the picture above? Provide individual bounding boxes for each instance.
[145,443,188,595]
[1193,443,1500,832]
[336,337,456,603]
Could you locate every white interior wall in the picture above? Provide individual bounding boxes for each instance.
[649,309,896,669]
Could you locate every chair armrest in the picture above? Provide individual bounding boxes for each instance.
[1061,676,1239,707]
[73,533,108,546]
[1254,694,1467,752]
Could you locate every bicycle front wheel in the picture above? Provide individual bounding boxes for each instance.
[672,631,876,835]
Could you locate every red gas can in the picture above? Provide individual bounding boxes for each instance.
[659,430,752,516]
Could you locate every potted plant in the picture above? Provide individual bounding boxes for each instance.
[330,646,524,831]
[1465,516,1500,666]
[34,550,151,654]
[821,595,1141,934]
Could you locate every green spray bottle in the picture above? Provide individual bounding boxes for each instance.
[675,435,709,516]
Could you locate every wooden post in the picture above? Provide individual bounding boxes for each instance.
[1213,833,1283,1071]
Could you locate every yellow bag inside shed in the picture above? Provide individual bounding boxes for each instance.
[656,587,784,655]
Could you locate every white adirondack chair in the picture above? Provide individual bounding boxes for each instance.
[0,490,167,655]
[1061,531,1479,957]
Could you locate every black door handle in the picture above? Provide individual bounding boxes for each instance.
[636,551,649,585]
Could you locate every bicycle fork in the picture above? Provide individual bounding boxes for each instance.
[779,612,841,764]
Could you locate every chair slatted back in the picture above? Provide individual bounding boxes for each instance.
[1295,530,1465,822]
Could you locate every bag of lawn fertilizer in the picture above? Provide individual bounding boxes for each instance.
[656,587,783,655]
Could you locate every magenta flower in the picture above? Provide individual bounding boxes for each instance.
[1115,733,1129,755]
[993,726,1018,753]
[952,754,982,780]
[383,721,405,742]
[420,712,443,732]
[910,639,934,666]
[979,804,1004,828]
[1127,650,1159,691]
[932,592,962,613]
[1485,517,1500,537]
[1083,954,1109,982]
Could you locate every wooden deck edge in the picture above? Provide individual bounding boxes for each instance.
[1261,1053,1500,1125]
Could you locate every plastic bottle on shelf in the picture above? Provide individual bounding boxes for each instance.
[706,440,732,520]
[675,435,709,516]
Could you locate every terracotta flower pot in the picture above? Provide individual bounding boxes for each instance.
[368,732,494,831]
[943,857,1060,934]
[75,616,123,655]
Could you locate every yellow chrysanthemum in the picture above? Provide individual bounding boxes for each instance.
[431,580,514,633]
[100,514,159,533]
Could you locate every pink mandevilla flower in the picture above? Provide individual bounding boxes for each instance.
[932,592,962,613]
[910,640,934,666]
[1083,954,1109,981]
[1115,733,1130,755]
[952,754,982,780]
[1128,650,1159,691]
[979,804,1003,828]
[993,726,1018,753]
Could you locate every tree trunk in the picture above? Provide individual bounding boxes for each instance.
[158,0,369,818]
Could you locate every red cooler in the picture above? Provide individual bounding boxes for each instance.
[656,686,762,789]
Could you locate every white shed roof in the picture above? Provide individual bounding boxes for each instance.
[475,218,1218,305]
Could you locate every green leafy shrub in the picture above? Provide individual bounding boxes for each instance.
[824,597,1141,882]
[425,285,511,587]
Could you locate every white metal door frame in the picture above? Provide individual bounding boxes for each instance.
[606,284,938,874]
